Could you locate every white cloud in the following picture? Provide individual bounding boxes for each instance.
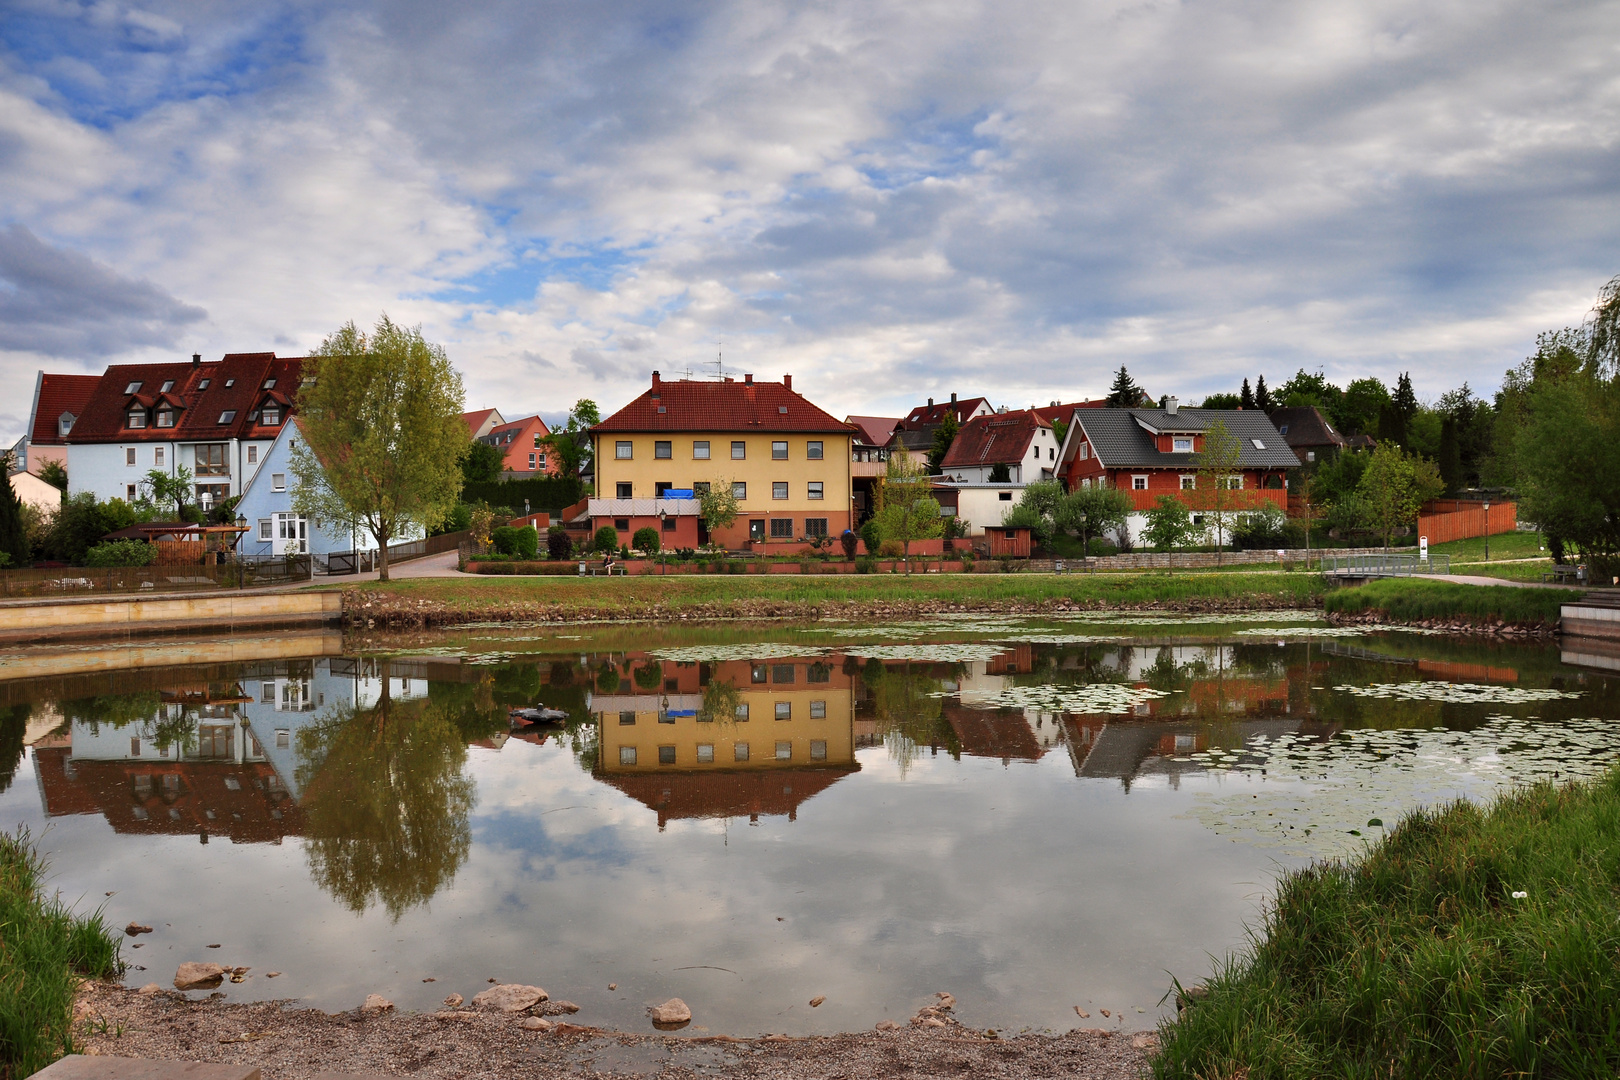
[2,0,1618,442]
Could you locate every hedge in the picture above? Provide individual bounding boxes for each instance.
[461,477,585,513]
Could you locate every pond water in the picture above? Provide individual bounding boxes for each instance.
[0,613,1615,1037]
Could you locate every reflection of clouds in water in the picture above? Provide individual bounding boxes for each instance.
[1183,714,1620,858]
[1334,682,1582,704]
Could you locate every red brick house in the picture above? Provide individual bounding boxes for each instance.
[478,414,556,477]
[1056,400,1296,538]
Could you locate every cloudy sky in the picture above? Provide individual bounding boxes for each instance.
[2,0,1617,441]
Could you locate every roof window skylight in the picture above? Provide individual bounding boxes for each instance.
[1251,438,1266,449]
[218,410,236,424]
[125,381,142,394]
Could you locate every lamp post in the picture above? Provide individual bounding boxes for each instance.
[1483,502,1490,563]
[234,513,247,590]
[657,508,667,576]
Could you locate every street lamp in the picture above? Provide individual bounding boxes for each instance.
[234,513,247,590]
[657,507,667,576]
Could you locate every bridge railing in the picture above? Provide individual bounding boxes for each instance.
[1322,553,1449,577]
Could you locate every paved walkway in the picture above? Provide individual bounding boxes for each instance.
[1413,573,1586,591]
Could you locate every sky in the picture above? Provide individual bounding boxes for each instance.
[2,0,1618,442]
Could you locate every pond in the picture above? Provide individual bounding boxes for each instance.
[0,612,1615,1037]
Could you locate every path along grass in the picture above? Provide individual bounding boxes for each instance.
[1324,577,1569,626]
[341,571,1329,624]
[1153,770,1620,1079]
[0,829,122,1079]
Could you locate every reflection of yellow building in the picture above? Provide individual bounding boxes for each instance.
[595,659,855,773]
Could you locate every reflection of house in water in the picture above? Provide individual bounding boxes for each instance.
[593,656,858,827]
[32,658,429,842]
[1064,717,1304,789]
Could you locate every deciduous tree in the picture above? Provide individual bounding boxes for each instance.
[1191,419,1244,563]
[290,316,467,582]
[874,448,942,573]
[541,400,601,485]
[1357,442,1444,550]
[461,440,505,484]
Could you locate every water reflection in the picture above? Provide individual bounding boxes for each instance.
[1,624,1614,1034]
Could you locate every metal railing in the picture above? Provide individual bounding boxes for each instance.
[1321,553,1449,577]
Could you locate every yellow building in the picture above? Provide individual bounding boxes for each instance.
[589,372,855,549]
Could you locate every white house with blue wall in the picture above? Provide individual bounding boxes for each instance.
[234,417,423,558]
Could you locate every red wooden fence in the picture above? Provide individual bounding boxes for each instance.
[1416,501,1517,545]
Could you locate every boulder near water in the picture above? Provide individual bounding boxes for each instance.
[471,984,548,1012]
[648,998,692,1026]
[362,994,394,1013]
[442,993,465,1008]
[174,962,225,990]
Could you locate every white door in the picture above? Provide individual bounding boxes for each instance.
[274,513,308,555]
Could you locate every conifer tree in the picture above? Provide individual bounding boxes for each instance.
[1240,378,1255,410]
[1105,366,1143,408]
[1255,374,1273,412]
[0,454,29,569]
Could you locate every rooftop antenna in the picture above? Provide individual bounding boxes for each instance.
[704,340,729,381]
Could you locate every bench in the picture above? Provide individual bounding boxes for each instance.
[1543,565,1583,585]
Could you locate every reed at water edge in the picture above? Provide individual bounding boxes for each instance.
[0,828,123,1080]
[1153,769,1620,1079]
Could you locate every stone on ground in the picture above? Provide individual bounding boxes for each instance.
[173,962,226,990]
[648,998,692,1025]
[471,984,548,1012]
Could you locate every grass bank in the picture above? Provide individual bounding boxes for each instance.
[343,572,1329,627]
[1324,578,1569,628]
[1153,770,1620,1079]
[0,829,122,1079]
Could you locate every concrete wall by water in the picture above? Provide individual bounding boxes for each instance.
[0,590,341,643]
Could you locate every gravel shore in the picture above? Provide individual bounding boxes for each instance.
[74,982,1154,1079]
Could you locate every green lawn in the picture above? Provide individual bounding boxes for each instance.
[347,570,1328,618]
[1430,529,1546,562]
[1153,770,1620,1079]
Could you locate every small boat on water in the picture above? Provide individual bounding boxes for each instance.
[509,703,569,726]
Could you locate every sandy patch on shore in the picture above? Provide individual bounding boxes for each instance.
[74,982,1152,1079]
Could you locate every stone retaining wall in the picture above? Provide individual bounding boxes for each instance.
[0,590,343,644]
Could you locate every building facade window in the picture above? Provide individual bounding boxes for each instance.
[154,447,164,467]
[195,444,229,476]
[1173,437,1193,452]
[731,441,746,459]
[693,440,710,459]
[805,518,828,537]
[615,518,630,531]
[807,440,823,459]
[616,441,633,459]
[259,519,272,541]
[810,699,827,718]
[271,473,286,491]
[663,516,677,532]
[1132,475,1148,490]
[125,448,136,466]
[732,482,747,500]
[156,410,175,428]
[735,703,750,720]
[247,445,258,464]
[262,406,281,425]
[772,664,795,683]
[772,481,788,499]
[696,743,714,763]
[807,481,824,500]
[127,410,147,428]
[810,740,827,760]
[771,441,788,459]
[734,742,750,761]
[775,741,792,760]
[529,452,537,468]
[655,440,672,459]
[126,483,137,500]
[617,482,632,498]
[770,518,794,538]
[619,747,637,765]
[658,745,676,764]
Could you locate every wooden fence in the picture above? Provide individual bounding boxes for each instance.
[1416,501,1517,545]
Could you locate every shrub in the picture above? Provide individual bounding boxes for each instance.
[619,544,631,560]
[632,526,660,553]
[1086,537,1119,557]
[82,539,157,567]
[491,524,539,559]
[840,530,859,559]
[546,526,573,561]
[633,662,664,690]
[593,526,618,553]
[855,556,875,574]
[859,519,881,555]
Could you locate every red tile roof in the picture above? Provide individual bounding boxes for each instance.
[600,765,858,826]
[29,373,101,445]
[902,396,989,427]
[939,410,1048,469]
[592,374,853,434]
[1031,399,1105,426]
[463,408,501,437]
[66,353,304,443]
[846,415,900,447]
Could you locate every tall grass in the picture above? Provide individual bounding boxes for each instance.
[1324,578,1569,625]
[0,829,122,1079]
[1154,771,1620,1079]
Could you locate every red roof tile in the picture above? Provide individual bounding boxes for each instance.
[1031,399,1105,426]
[939,410,1048,469]
[463,408,501,437]
[29,373,101,446]
[592,374,853,434]
[846,415,900,447]
[901,396,990,427]
[66,353,304,444]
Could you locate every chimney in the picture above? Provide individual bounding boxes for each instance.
[927,397,934,407]
[784,374,792,391]
[651,370,661,389]
[744,373,753,384]
[192,353,201,366]
[950,392,957,403]
[1165,396,1179,415]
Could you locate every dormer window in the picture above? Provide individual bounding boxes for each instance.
[127,409,147,429]
[160,380,174,393]
[58,413,75,437]
[156,409,176,428]
[198,378,211,390]
[1173,437,1193,452]
[262,406,281,425]
[218,410,236,424]
[124,381,142,394]
[263,378,276,389]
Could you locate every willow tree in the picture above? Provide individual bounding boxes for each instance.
[291,316,466,580]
